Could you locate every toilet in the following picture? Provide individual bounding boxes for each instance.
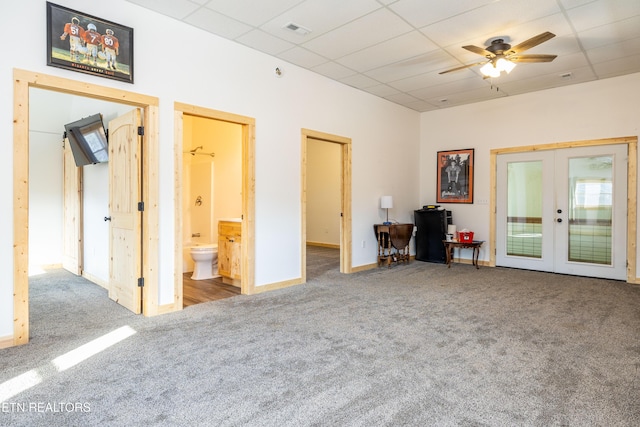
[189,244,219,280]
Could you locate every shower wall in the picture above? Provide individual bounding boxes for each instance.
[188,162,215,243]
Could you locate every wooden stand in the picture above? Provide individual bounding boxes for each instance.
[443,240,484,269]
[374,223,413,267]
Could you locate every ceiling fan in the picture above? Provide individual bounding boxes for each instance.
[439,31,557,78]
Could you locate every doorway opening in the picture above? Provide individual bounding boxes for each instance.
[301,129,352,281]
[180,114,242,307]
[490,136,637,282]
[12,69,160,347]
[173,103,255,309]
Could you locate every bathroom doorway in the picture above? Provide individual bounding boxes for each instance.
[173,103,255,309]
[181,115,241,306]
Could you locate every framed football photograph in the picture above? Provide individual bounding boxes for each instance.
[46,2,134,83]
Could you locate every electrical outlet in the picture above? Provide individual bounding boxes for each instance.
[477,199,489,205]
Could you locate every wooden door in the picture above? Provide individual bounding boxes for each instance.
[108,109,142,313]
[62,138,83,275]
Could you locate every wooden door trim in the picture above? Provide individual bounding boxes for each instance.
[173,102,256,307]
[489,136,638,283]
[12,68,159,347]
[301,128,353,281]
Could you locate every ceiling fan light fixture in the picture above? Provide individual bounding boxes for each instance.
[480,62,500,78]
[497,57,516,74]
[480,57,516,77]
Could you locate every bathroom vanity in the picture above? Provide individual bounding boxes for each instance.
[218,220,241,287]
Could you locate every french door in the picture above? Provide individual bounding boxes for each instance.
[496,144,627,280]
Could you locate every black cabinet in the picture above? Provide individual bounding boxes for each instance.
[414,208,452,263]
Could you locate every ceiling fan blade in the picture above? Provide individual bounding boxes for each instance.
[462,45,492,57]
[438,61,487,75]
[509,32,556,54]
[509,54,557,63]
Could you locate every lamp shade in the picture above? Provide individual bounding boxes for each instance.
[496,57,516,73]
[380,196,393,209]
[480,62,500,78]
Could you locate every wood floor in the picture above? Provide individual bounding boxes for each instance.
[182,274,240,308]
[183,245,340,307]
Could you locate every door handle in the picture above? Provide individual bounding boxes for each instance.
[104,216,112,221]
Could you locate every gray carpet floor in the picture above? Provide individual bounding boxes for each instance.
[1,261,639,426]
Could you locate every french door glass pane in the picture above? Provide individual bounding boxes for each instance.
[507,161,542,258]
[567,156,613,265]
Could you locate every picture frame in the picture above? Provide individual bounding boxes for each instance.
[437,148,474,204]
[46,2,134,84]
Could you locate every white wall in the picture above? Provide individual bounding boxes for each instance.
[419,73,640,264]
[28,131,63,271]
[1,0,420,337]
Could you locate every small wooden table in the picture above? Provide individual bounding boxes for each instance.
[443,240,484,269]
[374,223,413,267]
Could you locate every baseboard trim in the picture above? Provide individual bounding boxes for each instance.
[252,278,304,294]
[157,302,182,315]
[351,263,377,272]
[306,241,340,249]
[81,272,109,290]
[0,335,15,349]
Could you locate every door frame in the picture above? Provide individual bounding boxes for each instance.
[489,136,638,283]
[301,128,353,280]
[173,102,256,304]
[12,68,160,347]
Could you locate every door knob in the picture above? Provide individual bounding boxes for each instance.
[104,216,112,221]
[557,209,562,214]
[557,218,562,223]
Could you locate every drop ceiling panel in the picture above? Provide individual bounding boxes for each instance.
[278,47,327,68]
[339,73,380,90]
[423,85,508,108]
[366,84,401,97]
[126,0,201,19]
[236,29,295,55]
[184,8,253,38]
[497,66,597,95]
[592,53,640,78]
[388,0,498,29]
[365,51,461,84]
[587,38,640,64]
[124,0,640,111]
[409,77,490,101]
[565,0,640,32]
[419,0,561,47]
[302,8,413,59]
[578,16,640,50]
[336,31,438,72]
[312,62,358,80]
[389,68,479,93]
[260,0,381,43]
[203,0,303,27]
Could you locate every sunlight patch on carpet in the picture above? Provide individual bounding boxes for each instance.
[0,325,136,402]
